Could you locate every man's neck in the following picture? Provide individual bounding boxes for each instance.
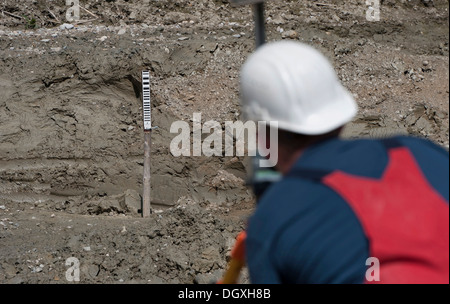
[276,135,341,175]
[277,148,306,175]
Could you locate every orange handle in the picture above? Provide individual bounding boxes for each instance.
[219,231,247,284]
[231,231,247,261]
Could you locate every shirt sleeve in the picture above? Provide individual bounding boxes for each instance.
[246,233,282,284]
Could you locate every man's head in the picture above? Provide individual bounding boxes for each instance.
[240,41,358,173]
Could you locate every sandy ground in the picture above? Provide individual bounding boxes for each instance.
[0,0,448,283]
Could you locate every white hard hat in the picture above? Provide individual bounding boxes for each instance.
[240,41,358,135]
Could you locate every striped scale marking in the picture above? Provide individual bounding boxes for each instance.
[142,71,151,131]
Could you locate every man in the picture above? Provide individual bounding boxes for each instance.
[241,41,449,284]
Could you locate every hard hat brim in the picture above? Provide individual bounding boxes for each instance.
[274,85,358,135]
[244,85,358,136]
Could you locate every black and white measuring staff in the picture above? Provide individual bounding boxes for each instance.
[142,71,152,131]
[141,70,158,218]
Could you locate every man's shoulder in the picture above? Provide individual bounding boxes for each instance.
[394,136,448,156]
[345,135,447,156]
[294,136,447,179]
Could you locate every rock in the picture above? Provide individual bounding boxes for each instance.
[209,170,245,191]
[117,28,127,35]
[80,263,100,279]
[282,30,298,39]
[225,237,236,258]
[88,197,122,215]
[88,265,99,278]
[0,205,5,210]
[201,246,221,261]
[194,270,223,284]
[167,251,189,270]
[224,158,246,179]
[423,60,429,67]
[60,23,74,30]
[7,277,24,284]
[83,246,91,251]
[192,246,222,273]
[163,12,197,25]
[31,264,44,273]
[1,262,17,278]
[332,14,341,22]
[119,189,141,214]
[272,17,284,25]
[148,276,166,284]
[66,235,82,249]
[98,36,108,42]
[415,116,433,132]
